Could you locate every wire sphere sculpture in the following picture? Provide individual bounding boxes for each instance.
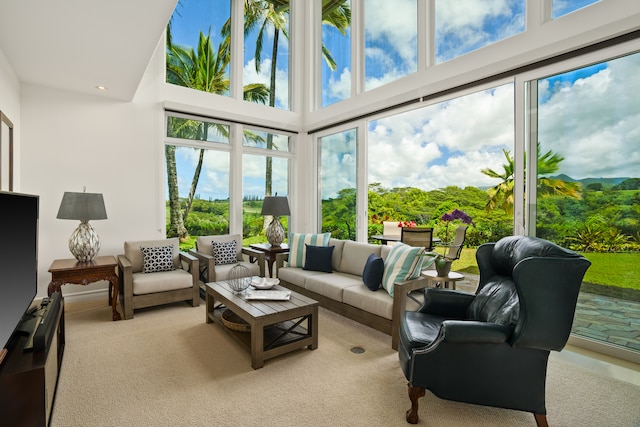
[227,263,251,293]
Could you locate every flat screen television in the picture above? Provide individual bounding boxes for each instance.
[0,191,38,357]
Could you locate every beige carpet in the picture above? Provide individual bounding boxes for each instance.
[50,299,640,427]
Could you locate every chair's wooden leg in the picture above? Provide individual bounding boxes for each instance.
[534,413,549,427]
[406,383,425,424]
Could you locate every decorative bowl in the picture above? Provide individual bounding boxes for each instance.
[251,276,279,290]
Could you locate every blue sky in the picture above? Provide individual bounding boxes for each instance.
[167,0,637,201]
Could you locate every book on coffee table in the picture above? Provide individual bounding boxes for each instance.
[245,290,292,301]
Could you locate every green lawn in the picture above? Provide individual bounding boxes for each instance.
[453,248,640,301]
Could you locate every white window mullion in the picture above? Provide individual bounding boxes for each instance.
[230,0,244,101]
[356,119,368,242]
[352,0,364,97]
[421,0,433,70]
[513,76,527,236]
[229,123,243,235]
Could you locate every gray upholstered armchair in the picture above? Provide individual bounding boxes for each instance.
[117,238,200,320]
[189,234,265,290]
[398,236,591,426]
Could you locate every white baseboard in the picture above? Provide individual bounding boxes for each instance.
[61,288,108,304]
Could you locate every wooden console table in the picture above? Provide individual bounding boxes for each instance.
[48,255,121,320]
[250,243,289,278]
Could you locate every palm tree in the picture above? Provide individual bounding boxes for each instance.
[239,0,351,196]
[165,31,269,239]
[481,142,582,215]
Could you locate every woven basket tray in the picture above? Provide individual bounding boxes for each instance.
[221,309,250,332]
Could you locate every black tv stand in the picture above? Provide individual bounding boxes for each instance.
[0,293,65,426]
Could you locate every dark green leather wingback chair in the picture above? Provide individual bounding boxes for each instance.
[398,236,591,426]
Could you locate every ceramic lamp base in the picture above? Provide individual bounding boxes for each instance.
[68,220,100,262]
[266,217,285,247]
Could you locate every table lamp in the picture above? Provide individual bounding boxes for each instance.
[261,196,290,247]
[57,191,107,262]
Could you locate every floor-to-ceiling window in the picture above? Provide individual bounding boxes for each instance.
[319,128,358,240]
[165,114,232,246]
[165,113,293,248]
[242,128,292,243]
[366,83,515,267]
[532,51,640,355]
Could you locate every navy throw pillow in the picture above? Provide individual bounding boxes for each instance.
[362,253,384,291]
[303,244,334,273]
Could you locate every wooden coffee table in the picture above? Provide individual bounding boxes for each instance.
[205,281,318,369]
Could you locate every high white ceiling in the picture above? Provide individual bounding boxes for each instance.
[0,0,178,101]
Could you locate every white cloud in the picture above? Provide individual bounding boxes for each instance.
[539,53,640,179]
[435,0,523,62]
[365,0,418,64]
[362,51,640,198]
[367,84,514,191]
[243,57,289,109]
[326,67,351,101]
[436,0,512,32]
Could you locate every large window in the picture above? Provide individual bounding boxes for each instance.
[242,128,291,243]
[244,0,290,110]
[367,84,515,249]
[534,52,640,353]
[166,0,232,97]
[319,129,357,240]
[165,114,292,247]
[321,0,352,107]
[166,0,288,109]
[165,115,232,241]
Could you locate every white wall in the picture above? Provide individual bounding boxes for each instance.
[21,48,166,300]
[0,48,21,189]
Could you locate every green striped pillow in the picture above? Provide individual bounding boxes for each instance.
[288,233,331,268]
[381,243,427,297]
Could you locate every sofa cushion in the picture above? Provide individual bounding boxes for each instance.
[362,254,384,291]
[212,240,238,265]
[343,285,423,320]
[304,244,334,273]
[196,234,243,262]
[278,267,326,289]
[339,241,382,276]
[132,269,193,295]
[305,272,363,301]
[328,238,345,271]
[288,232,331,268]
[124,238,181,274]
[381,243,426,297]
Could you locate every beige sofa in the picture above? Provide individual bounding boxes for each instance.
[275,238,429,350]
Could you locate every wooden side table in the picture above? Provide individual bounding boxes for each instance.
[422,269,465,290]
[48,255,121,320]
[249,243,289,278]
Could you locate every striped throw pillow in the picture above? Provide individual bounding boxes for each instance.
[288,233,331,268]
[381,243,427,297]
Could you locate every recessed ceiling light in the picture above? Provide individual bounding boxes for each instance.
[95,85,108,91]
